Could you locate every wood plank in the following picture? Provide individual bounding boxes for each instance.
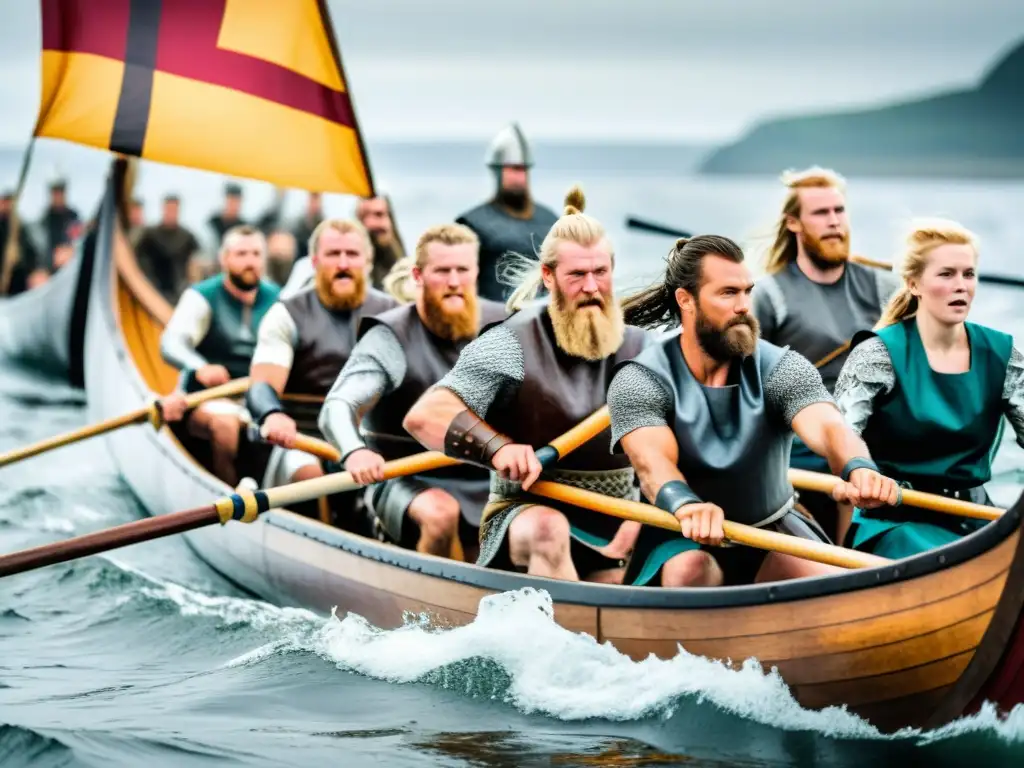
[612,577,1002,664]
[263,519,600,637]
[793,650,974,709]
[770,611,991,685]
[600,535,1015,642]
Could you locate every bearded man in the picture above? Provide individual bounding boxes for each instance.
[244,219,398,495]
[403,185,648,582]
[455,123,558,302]
[319,223,507,558]
[608,235,900,588]
[158,225,280,485]
[751,168,899,542]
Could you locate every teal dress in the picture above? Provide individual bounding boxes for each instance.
[841,318,1012,559]
[185,276,280,392]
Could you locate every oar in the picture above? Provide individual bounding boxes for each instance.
[788,468,1002,521]
[625,216,692,240]
[529,481,890,569]
[0,407,614,578]
[0,378,251,468]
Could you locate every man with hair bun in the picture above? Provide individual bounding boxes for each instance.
[751,166,900,542]
[403,185,648,582]
[608,234,900,588]
[835,218,1024,558]
[158,224,280,485]
[244,218,398,500]
[319,223,507,559]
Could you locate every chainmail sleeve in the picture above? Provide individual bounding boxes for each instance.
[1002,345,1024,448]
[763,349,836,428]
[432,325,524,417]
[607,362,674,451]
[832,337,895,435]
[318,325,407,461]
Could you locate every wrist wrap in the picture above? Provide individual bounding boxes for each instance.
[655,480,702,514]
[841,457,880,482]
[443,409,512,467]
[246,381,284,426]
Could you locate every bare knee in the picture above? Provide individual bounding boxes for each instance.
[291,463,323,483]
[661,550,722,588]
[509,506,570,561]
[208,415,240,453]
[410,489,461,535]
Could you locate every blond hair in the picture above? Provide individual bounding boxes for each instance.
[307,218,372,260]
[219,224,267,256]
[381,256,417,303]
[414,223,479,268]
[762,166,847,275]
[876,218,979,328]
[504,184,611,312]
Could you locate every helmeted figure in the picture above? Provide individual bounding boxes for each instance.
[456,123,558,302]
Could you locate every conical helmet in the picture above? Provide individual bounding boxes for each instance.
[485,122,533,168]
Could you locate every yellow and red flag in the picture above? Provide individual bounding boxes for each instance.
[36,0,374,196]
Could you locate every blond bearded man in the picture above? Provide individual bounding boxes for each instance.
[245,219,398,495]
[751,167,899,542]
[402,185,648,582]
[319,224,507,557]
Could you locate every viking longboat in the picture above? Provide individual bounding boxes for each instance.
[81,174,1024,734]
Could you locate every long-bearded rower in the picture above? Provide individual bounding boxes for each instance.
[608,235,900,588]
[751,168,900,543]
[158,225,279,485]
[244,219,398,500]
[834,219,1024,559]
[403,185,648,582]
[319,223,507,557]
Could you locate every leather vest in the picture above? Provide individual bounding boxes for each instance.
[484,302,648,470]
[623,331,794,525]
[188,276,279,390]
[281,286,398,430]
[359,300,509,480]
[456,201,558,302]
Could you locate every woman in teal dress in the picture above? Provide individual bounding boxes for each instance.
[834,218,1024,559]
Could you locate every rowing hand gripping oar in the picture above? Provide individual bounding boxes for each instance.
[0,407,614,578]
[789,468,1003,521]
[528,481,890,570]
[0,378,252,469]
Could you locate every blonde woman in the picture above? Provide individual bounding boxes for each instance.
[833,218,1024,558]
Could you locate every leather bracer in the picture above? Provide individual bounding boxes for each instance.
[443,409,512,467]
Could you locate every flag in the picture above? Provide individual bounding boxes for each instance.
[36,0,374,196]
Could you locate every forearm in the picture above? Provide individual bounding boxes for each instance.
[159,330,208,372]
[246,363,290,424]
[403,387,476,452]
[319,371,388,460]
[820,419,873,475]
[634,451,688,507]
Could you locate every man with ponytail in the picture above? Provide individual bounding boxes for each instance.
[751,166,900,542]
[403,184,648,582]
[609,235,900,588]
[834,219,1024,559]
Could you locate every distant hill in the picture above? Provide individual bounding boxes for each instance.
[698,41,1024,178]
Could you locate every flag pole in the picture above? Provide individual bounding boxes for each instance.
[0,138,38,295]
[316,0,377,198]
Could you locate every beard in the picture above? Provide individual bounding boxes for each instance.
[315,265,366,311]
[547,286,626,361]
[695,306,759,362]
[421,285,479,341]
[496,186,529,213]
[801,229,850,269]
[227,268,260,291]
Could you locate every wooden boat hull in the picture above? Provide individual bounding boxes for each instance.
[82,178,1024,734]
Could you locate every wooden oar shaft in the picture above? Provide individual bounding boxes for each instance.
[292,434,341,462]
[0,504,218,578]
[529,480,891,570]
[549,406,610,458]
[788,468,1002,521]
[0,378,252,468]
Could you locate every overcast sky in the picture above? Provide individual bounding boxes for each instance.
[0,0,1021,144]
